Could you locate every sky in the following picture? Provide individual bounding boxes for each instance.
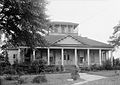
[46,0,120,58]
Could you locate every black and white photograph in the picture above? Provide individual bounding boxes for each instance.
[0,0,120,85]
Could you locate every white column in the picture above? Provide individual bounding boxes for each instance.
[47,48,50,65]
[33,49,36,61]
[99,49,102,65]
[75,48,78,66]
[61,48,64,66]
[109,50,113,66]
[87,49,90,66]
[18,48,21,63]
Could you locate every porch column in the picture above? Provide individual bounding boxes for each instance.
[99,49,102,65]
[61,48,64,66]
[109,50,113,66]
[75,48,78,66]
[33,49,36,61]
[47,48,50,65]
[18,48,21,63]
[87,49,90,66]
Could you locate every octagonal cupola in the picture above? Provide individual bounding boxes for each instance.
[48,21,79,35]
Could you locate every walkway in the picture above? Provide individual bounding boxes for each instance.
[72,73,107,85]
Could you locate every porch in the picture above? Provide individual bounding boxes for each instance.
[18,47,113,66]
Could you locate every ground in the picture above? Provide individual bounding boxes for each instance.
[81,70,120,85]
[1,70,120,85]
[1,73,84,85]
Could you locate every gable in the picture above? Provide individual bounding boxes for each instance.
[56,36,82,44]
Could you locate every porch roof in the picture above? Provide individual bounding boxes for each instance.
[45,35,113,48]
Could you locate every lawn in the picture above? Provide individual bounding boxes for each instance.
[82,70,120,85]
[88,70,117,77]
[1,73,84,85]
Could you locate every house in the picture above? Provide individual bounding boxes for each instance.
[7,21,113,67]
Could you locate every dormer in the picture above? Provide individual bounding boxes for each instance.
[48,21,79,35]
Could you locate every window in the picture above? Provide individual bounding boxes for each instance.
[64,55,66,60]
[54,24,59,33]
[61,25,66,33]
[67,55,70,60]
[68,25,72,33]
[64,54,70,60]
[54,28,58,33]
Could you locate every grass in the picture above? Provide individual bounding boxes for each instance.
[82,70,120,85]
[1,73,84,85]
[88,70,117,77]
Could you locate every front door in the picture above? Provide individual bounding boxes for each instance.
[64,54,71,65]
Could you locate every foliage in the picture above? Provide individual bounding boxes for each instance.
[0,78,1,85]
[45,65,64,73]
[102,59,113,70]
[32,74,47,83]
[2,66,17,75]
[109,22,120,47]
[17,77,27,84]
[113,58,120,66]
[31,59,47,74]
[4,74,14,80]
[71,69,80,80]
[0,0,49,49]
[0,60,11,75]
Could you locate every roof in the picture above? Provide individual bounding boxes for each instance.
[45,35,113,48]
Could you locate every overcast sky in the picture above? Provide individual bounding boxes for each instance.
[46,0,120,58]
[46,0,120,43]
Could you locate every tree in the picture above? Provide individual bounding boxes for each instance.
[0,0,49,49]
[109,22,120,47]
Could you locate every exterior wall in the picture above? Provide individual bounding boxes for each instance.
[90,50,99,65]
[54,50,61,65]
[36,49,47,62]
[77,50,87,65]
[49,24,76,35]
[7,49,18,65]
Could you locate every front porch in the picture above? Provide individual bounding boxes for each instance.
[18,47,113,67]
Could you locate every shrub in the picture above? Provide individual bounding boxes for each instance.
[102,60,113,70]
[71,69,80,80]
[2,66,17,75]
[113,66,120,70]
[32,74,47,83]
[4,74,14,80]
[45,65,64,73]
[18,77,27,84]
[0,78,2,85]
[31,59,47,74]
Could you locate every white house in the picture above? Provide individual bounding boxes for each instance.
[7,21,113,67]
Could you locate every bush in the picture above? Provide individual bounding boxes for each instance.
[18,77,27,84]
[113,66,120,70]
[2,66,17,75]
[71,69,80,80]
[4,74,14,80]
[31,59,47,74]
[32,74,47,83]
[102,60,113,70]
[45,65,64,73]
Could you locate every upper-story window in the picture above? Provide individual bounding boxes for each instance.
[54,24,59,33]
[61,25,66,33]
[68,25,72,33]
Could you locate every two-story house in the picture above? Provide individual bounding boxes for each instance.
[7,21,113,67]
